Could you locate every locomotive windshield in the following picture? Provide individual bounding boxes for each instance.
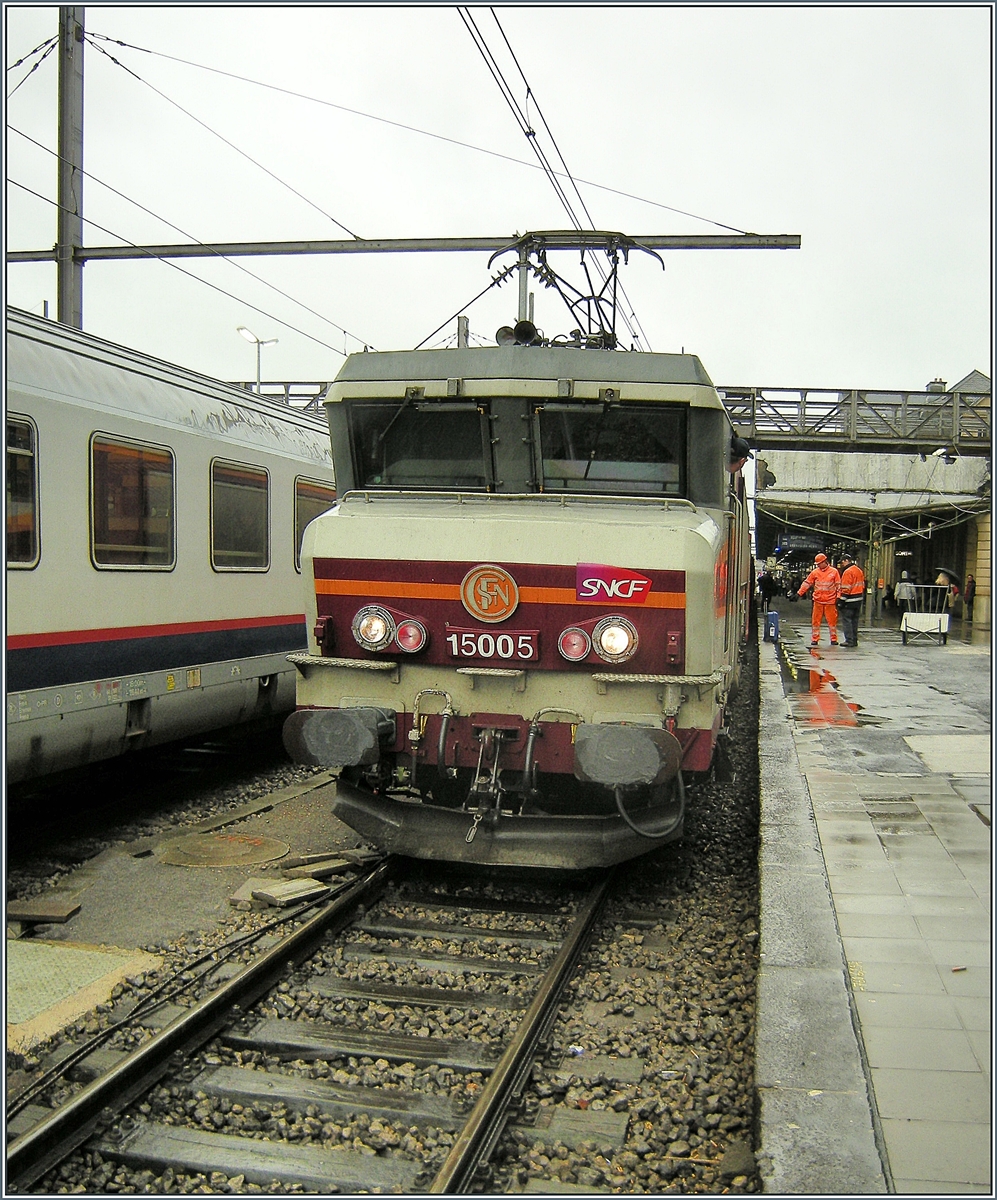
[537,402,685,495]
[338,392,692,497]
[349,402,491,490]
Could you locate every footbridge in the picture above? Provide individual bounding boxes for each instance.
[717,383,990,457]
[739,376,992,628]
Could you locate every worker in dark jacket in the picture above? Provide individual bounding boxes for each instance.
[759,571,779,613]
[838,554,865,647]
[798,553,841,646]
[964,574,976,621]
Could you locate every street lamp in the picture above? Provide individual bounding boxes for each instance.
[237,325,278,394]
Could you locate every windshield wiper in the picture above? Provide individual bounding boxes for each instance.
[375,387,423,448]
[583,400,614,480]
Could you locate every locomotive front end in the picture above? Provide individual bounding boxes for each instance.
[284,346,749,869]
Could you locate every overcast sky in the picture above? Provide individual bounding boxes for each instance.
[5,4,992,391]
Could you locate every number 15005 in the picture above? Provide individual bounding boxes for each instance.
[445,628,539,661]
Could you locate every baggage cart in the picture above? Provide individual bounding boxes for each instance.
[900,585,950,645]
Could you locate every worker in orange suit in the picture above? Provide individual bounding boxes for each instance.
[798,553,841,647]
[837,553,866,647]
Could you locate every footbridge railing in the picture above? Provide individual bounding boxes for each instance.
[718,387,990,455]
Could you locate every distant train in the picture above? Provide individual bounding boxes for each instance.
[282,327,752,870]
[5,308,336,784]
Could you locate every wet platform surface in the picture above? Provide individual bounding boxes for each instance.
[757,602,991,1194]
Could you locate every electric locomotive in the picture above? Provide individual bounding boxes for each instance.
[284,328,752,869]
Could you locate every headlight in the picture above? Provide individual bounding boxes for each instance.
[395,619,428,653]
[558,626,592,661]
[352,605,395,651]
[592,616,639,663]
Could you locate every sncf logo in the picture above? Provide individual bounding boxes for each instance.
[576,563,652,604]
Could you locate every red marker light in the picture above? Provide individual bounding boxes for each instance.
[395,619,427,653]
[558,627,591,661]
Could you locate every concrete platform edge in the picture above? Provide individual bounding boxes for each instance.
[755,638,889,1194]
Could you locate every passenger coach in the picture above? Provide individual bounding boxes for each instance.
[6,308,336,783]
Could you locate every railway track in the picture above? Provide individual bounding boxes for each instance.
[7,860,613,1194]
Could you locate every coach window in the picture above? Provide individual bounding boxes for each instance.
[536,402,686,496]
[91,435,175,568]
[6,416,39,568]
[211,460,269,570]
[294,478,337,570]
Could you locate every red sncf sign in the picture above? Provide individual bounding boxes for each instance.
[576,563,652,604]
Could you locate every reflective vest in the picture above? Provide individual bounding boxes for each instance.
[839,564,865,602]
[799,565,840,604]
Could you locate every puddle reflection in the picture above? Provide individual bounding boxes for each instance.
[777,642,862,726]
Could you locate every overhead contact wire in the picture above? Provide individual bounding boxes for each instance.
[476,9,648,349]
[484,9,649,348]
[490,10,596,230]
[460,7,634,346]
[9,124,371,350]
[457,8,583,229]
[83,34,361,240]
[83,30,747,233]
[459,9,641,346]
[9,179,365,357]
[488,10,649,348]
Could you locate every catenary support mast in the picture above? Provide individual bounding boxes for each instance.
[57,6,85,329]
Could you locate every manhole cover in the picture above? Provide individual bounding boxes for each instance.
[159,833,289,867]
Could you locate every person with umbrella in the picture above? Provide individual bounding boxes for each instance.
[935,567,961,611]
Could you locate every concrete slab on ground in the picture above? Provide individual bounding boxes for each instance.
[7,941,161,1053]
[18,777,360,952]
[755,641,886,1194]
[904,735,992,775]
[5,774,367,1054]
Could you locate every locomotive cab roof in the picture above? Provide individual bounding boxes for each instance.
[328,346,724,409]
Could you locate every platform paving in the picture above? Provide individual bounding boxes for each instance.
[757,602,991,1194]
[6,942,161,1054]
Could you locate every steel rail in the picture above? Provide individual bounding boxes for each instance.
[428,869,615,1194]
[5,860,393,1193]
